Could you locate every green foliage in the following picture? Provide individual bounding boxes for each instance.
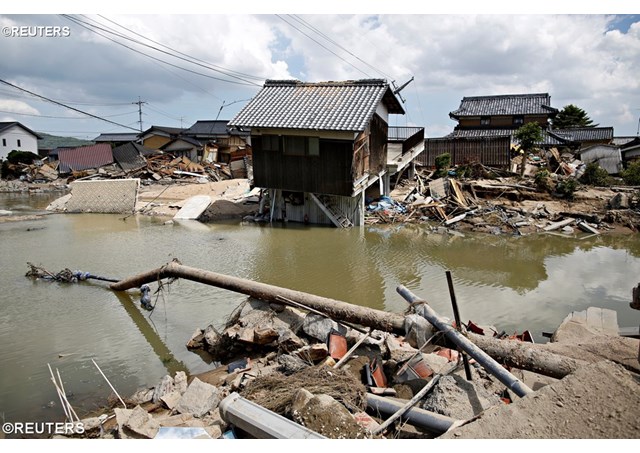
[514,123,543,177]
[534,169,554,192]
[552,104,598,129]
[434,153,451,178]
[6,150,40,165]
[621,160,640,186]
[556,178,578,200]
[514,123,543,152]
[580,162,611,186]
[1,161,9,179]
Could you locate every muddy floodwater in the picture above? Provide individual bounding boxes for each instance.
[1,191,640,427]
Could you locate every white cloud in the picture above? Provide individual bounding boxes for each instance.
[1,13,639,136]
[0,99,40,115]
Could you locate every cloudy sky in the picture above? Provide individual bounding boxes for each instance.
[1,2,639,140]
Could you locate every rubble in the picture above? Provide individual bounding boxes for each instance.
[60,288,639,440]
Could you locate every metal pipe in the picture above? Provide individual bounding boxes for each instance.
[366,394,457,435]
[218,392,326,439]
[396,285,534,398]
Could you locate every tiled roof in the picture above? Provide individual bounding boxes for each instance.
[57,143,114,173]
[93,133,139,142]
[0,121,43,139]
[552,127,614,142]
[448,128,569,146]
[449,93,556,118]
[229,79,405,132]
[140,126,185,137]
[112,142,150,172]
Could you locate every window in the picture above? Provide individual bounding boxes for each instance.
[480,116,491,126]
[308,137,319,156]
[283,136,305,156]
[17,139,21,147]
[513,116,524,126]
[2,138,6,147]
[261,134,280,151]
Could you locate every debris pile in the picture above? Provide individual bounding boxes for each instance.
[366,162,640,234]
[38,260,640,440]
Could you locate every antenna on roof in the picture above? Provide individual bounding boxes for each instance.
[216,98,253,121]
[391,76,414,103]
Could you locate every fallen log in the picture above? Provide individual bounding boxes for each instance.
[110,261,406,334]
[466,333,588,379]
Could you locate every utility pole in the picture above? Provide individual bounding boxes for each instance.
[391,76,414,104]
[132,97,147,133]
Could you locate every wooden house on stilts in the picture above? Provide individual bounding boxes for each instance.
[229,79,422,227]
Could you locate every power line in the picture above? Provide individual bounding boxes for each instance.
[0,79,141,132]
[275,15,372,78]
[95,14,266,82]
[61,15,260,87]
[288,15,393,80]
[0,109,138,119]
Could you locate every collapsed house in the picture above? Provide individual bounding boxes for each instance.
[228,79,424,227]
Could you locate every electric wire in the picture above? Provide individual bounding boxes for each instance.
[0,78,141,132]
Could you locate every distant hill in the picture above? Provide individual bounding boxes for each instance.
[37,133,94,149]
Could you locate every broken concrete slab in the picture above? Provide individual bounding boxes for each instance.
[115,405,159,439]
[65,178,140,213]
[302,313,348,342]
[173,195,212,220]
[152,375,175,404]
[552,306,619,343]
[160,390,182,410]
[175,377,221,418]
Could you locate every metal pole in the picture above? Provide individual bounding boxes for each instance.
[445,271,473,381]
[396,285,534,398]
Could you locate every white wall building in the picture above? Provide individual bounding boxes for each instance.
[0,122,41,161]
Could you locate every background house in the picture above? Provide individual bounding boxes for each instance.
[420,93,559,168]
[138,126,185,150]
[229,79,422,227]
[0,121,42,161]
[183,120,251,163]
[93,132,140,147]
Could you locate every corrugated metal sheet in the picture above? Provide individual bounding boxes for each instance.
[57,144,114,173]
[112,142,148,172]
[229,79,403,132]
[450,93,555,118]
[579,145,622,174]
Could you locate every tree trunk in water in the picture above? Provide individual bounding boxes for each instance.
[110,261,406,334]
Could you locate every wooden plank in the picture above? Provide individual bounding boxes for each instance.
[543,218,576,232]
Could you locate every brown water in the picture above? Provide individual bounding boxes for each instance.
[1,191,640,429]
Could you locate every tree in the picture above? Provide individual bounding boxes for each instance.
[552,104,598,129]
[514,123,543,177]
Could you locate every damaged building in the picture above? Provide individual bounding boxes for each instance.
[228,79,424,227]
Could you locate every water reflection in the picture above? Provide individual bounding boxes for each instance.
[1,192,639,429]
